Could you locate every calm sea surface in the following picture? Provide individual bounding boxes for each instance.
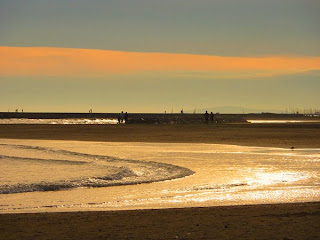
[1,118,320,125]
[247,119,320,123]
[0,118,118,124]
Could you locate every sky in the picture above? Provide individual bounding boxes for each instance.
[0,0,319,113]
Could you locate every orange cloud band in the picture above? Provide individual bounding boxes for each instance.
[1,46,320,77]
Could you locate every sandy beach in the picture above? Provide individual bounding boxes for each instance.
[2,0,320,238]
[1,123,320,239]
[1,202,319,240]
[1,123,320,148]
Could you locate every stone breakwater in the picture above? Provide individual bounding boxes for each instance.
[0,112,246,124]
[127,114,247,124]
[1,112,318,124]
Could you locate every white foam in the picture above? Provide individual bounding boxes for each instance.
[0,118,118,124]
[0,143,194,194]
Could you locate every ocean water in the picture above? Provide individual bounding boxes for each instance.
[0,118,118,124]
[2,119,320,125]
[247,119,320,123]
[0,139,319,213]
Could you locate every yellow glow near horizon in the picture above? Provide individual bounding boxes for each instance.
[1,46,320,78]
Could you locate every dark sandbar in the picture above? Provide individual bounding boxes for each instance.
[1,202,320,240]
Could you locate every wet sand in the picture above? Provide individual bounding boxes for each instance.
[1,123,320,239]
[0,123,320,148]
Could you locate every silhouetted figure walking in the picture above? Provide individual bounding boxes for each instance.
[124,112,128,123]
[117,113,121,124]
[120,111,124,123]
[210,112,214,124]
[204,111,209,124]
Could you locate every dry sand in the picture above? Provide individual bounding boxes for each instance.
[1,123,320,239]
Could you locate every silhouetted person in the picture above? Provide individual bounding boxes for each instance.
[204,111,209,124]
[124,112,128,123]
[215,112,220,124]
[120,111,124,123]
[117,113,121,124]
[210,112,214,124]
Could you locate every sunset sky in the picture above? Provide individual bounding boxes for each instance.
[1,0,319,113]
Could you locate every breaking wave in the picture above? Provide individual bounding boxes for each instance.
[0,143,194,194]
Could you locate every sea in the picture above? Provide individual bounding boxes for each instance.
[1,139,319,213]
[0,118,118,124]
[1,118,320,125]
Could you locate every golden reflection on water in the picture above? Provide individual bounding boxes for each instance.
[247,170,310,186]
[0,139,319,213]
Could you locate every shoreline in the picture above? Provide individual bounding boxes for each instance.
[1,202,320,239]
[1,123,320,239]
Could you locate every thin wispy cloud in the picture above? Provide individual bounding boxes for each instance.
[1,46,319,79]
